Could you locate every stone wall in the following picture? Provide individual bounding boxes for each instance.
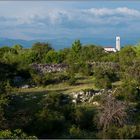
[31,62,119,74]
[31,63,68,74]
[88,61,119,70]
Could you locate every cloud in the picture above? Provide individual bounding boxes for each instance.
[0,6,140,39]
[10,7,140,28]
[83,7,140,17]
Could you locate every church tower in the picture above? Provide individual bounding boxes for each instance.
[116,36,120,51]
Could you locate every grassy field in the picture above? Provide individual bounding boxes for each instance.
[16,75,96,95]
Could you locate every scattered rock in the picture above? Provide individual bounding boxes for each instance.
[32,96,37,99]
[21,85,30,89]
[71,88,107,104]
[92,101,100,106]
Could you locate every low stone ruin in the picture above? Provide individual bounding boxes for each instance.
[31,63,68,74]
[71,89,109,105]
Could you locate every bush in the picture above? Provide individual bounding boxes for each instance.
[31,72,53,86]
[95,76,112,89]
[34,110,66,137]
[69,125,96,139]
[55,73,69,83]
[97,125,118,139]
[73,106,97,130]
[68,76,77,85]
[31,93,73,137]
[94,66,119,89]
[69,125,83,138]
[114,81,140,102]
[79,63,93,76]
[117,125,137,139]
[0,129,37,139]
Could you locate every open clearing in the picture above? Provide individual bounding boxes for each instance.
[16,76,96,95]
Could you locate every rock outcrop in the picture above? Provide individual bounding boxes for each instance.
[71,89,113,105]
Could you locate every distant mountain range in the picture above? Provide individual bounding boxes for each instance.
[0,37,139,50]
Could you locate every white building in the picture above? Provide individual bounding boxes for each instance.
[116,36,120,51]
[104,36,121,52]
[104,47,117,52]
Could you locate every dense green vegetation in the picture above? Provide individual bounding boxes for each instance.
[1,40,140,138]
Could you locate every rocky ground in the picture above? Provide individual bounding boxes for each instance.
[71,88,113,105]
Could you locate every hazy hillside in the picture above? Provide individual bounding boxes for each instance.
[0,37,139,49]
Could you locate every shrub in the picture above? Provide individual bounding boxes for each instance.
[73,106,97,130]
[95,76,112,89]
[68,76,76,85]
[117,125,137,139]
[0,129,37,139]
[69,125,83,138]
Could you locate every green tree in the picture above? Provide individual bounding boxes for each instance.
[68,40,82,64]
[12,44,23,52]
[44,50,59,63]
[32,42,53,63]
[119,46,136,70]
[94,67,118,89]
[73,106,97,130]
[134,42,140,57]
[71,40,82,54]
[124,59,140,86]
[0,46,16,58]
[81,44,105,62]
[32,93,73,137]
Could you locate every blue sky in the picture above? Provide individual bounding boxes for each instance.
[0,1,140,43]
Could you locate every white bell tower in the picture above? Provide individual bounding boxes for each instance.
[116,36,120,51]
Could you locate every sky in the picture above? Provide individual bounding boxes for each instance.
[0,1,140,44]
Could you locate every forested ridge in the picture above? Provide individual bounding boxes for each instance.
[1,40,140,139]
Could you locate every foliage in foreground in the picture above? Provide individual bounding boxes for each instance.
[0,41,140,138]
